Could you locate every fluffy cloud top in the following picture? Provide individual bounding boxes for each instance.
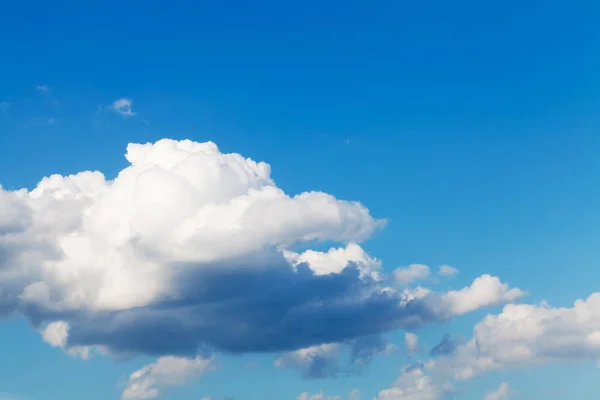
[0,139,523,365]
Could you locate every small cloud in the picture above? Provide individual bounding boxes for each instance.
[242,361,258,369]
[343,137,352,144]
[405,332,419,353]
[438,265,458,277]
[394,264,430,284]
[111,98,136,117]
[484,382,513,400]
[36,85,50,93]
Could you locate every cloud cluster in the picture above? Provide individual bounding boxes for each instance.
[0,139,525,362]
[0,138,531,400]
[376,291,600,399]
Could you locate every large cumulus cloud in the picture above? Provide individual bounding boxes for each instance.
[0,139,522,360]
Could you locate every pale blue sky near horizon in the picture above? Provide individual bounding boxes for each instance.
[1,1,600,399]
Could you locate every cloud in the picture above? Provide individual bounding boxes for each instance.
[36,85,49,93]
[437,274,525,317]
[0,139,522,366]
[275,336,395,378]
[437,265,458,277]
[297,391,342,400]
[283,243,381,278]
[438,292,600,380]
[275,343,342,378]
[429,334,456,357]
[394,264,430,284]
[40,321,94,359]
[378,291,600,399]
[297,389,359,400]
[111,98,136,117]
[375,364,447,400]
[405,332,419,353]
[484,382,512,400]
[122,355,215,399]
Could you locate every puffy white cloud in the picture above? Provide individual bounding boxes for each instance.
[122,355,215,399]
[437,265,458,277]
[394,264,429,284]
[0,138,523,365]
[378,291,600,399]
[111,98,135,117]
[40,321,92,359]
[484,382,511,400]
[283,243,381,278]
[440,292,600,380]
[405,332,419,353]
[438,274,525,317]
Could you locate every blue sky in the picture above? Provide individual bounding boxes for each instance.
[1,1,600,400]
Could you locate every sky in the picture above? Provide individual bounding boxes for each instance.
[1,1,600,399]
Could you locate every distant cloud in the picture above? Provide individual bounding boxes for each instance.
[484,382,512,400]
[405,332,419,353]
[438,265,458,277]
[36,85,50,93]
[394,264,430,284]
[111,98,136,117]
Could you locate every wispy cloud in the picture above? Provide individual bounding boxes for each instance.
[36,84,50,93]
[111,98,136,117]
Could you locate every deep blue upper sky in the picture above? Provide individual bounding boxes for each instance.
[1,1,600,400]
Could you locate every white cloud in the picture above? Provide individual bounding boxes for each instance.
[0,138,523,367]
[36,85,49,93]
[122,355,215,399]
[375,365,444,400]
[283,243,381,278]
[111,98,136,117]
[378,291,600,399]
[40,321,92,359]
[297,389,359,400]
[441,292,600,380]
[437,265,458,277]
[484,382,511,400]
[394,264,430,284]
[405,332,419,353]
[275,343,342,378]
[438,274,526,317]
